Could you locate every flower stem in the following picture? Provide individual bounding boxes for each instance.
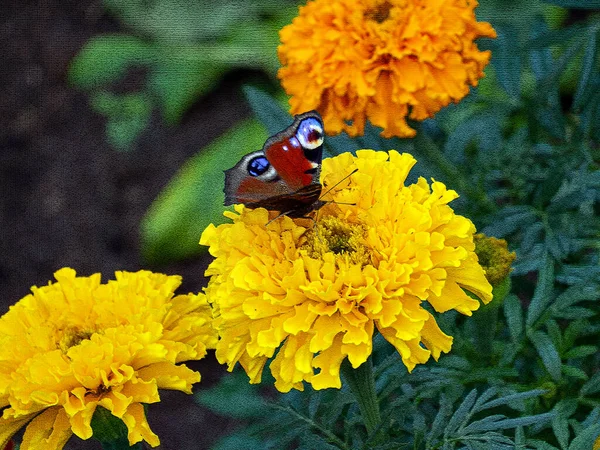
[340,357,381,435]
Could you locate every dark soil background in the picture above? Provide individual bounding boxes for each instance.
[1,1,249,448]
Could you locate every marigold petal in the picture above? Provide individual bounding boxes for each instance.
[421,313,453,360]
[21,408,72,450]
[121,403,159,447]
[137,363,200,394]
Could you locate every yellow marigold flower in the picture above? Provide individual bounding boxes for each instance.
[200,150,493,392]
[278,0,496,138]
[0,268,217,450]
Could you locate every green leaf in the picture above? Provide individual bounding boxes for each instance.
[552,400,578,449]
[574,29,599,111]
[482,206,538,237]
[91,92,152,151]
[487,23,522,99]
[540,0,600,8]
[195,369,267,419]
[91,406,141,449]
[562,365,588,380]
[563,345,598,359]
[444,389,478,436]
[476,389,547,412]
[529,330,563,382]
[69,35,153,89]
[243,85,292,135]
[568,423,600,450]
[140,119,267,264]
[427,394,453,445]
[212,434,265,450]
[580,372,600,396]
[104,0,262,43]
[504,294,524,344]
[526,252,555,327]
[149,52,226,124]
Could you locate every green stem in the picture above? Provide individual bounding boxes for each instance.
[340,357,381,435]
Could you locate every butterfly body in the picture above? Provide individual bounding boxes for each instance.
[224,111,325,217]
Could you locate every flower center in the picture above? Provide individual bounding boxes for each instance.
[364,1,393,23]
[58,327,94,353]
[302,216,370,265]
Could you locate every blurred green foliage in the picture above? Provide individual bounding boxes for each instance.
[69,0,298,150]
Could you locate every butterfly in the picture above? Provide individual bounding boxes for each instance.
[224,111,326,218]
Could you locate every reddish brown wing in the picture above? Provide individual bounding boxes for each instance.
[223,111,325,215]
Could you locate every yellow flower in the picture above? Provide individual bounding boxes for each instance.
[0,269,217,449]
[278,0,496,138]
[200,150,492,392]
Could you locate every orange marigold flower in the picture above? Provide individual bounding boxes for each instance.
[200,150,493,392]
[278,0,496,138]
[0,269,217,450]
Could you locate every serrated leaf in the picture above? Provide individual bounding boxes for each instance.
[562,365,589,380]
[526,252,555,327]
[488,24,522,99]
[563,345,598,359]
[477,389,547,412]
[573,29,599,110]
[460,414,506,434]
[482,208,538,237]
[444,389,478,437]
[195,370,267,420]
[513,243,546,275]
[444,114,503,165]
[427,395,453,445]
[308,390,322,419]
[140,119,267,264]
[504,294,524,343]
[581,372,600,396]
[482,412,553,430]
[568,423,600,450]
[546,319,562,350]
[529,330,562,382]
[69,34,154,89]
[552,307,596,320]
[552,400,579,449]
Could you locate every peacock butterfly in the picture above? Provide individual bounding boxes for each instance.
[224,111,325,218]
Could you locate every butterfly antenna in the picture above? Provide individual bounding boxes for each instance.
[318,168,358,211]
[320,168,358,200]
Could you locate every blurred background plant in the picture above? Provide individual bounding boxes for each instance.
[68,0,297,151]
[3,0,599,447]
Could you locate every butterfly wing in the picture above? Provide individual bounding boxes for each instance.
[224,111,325,213]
